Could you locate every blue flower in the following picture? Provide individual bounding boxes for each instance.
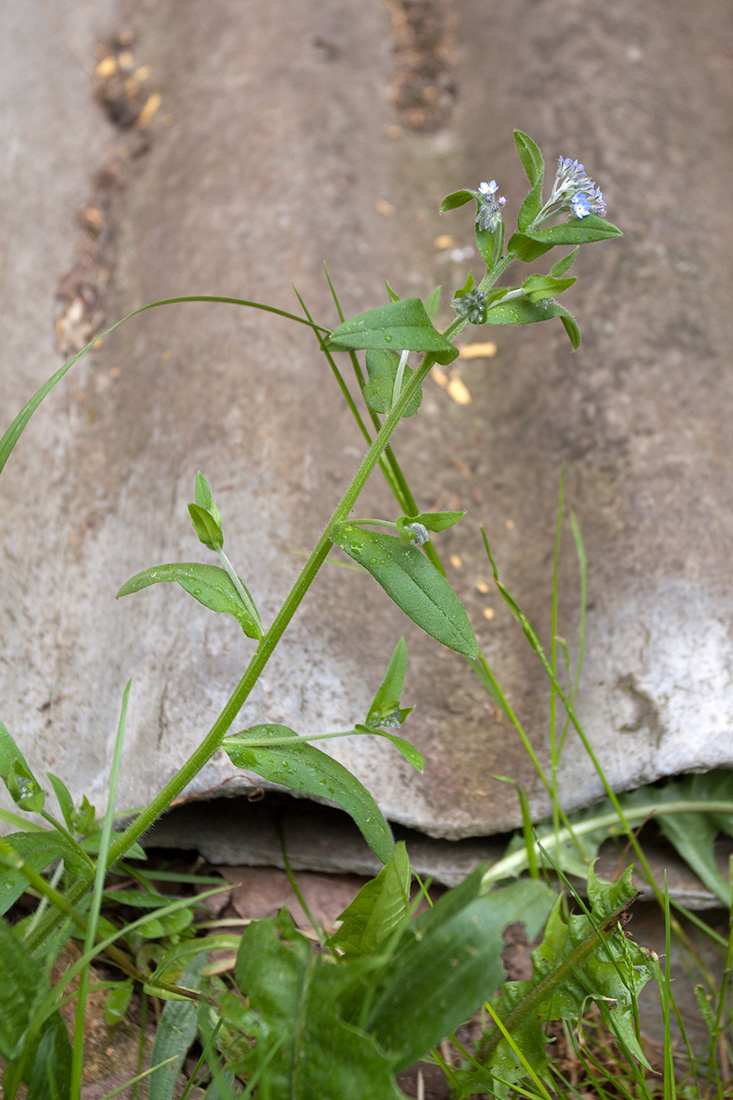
[479,180,499,197]
[571,192,592,218]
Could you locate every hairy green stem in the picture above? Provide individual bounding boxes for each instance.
[26,349,439,951]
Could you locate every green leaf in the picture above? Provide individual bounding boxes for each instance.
[384,280,401,303]
[506,232,553,263]
[137,907,194,940]
[482,866,653,1090]
[364,637,410,728]
[327,299,459,365]
[149,954,208,1100]
[194,470,222,528]
[514,131,545,231]
[643,771,733,906]
[0,722,45,813]
[363,349,422,417]
[116,561,262,639]
[440,189,475,212]
[103,979,134,1027]
[46,773,74,832]
[397,510,465,537]
[0,832,90,916]
[365,876,556,1073]
[223,725,395,863]
[482,297,580,349]
[188,503,224,553]
[526,214,622,246]
[424,286,441,320]
[549,246,580,277]
[234,911,404,1099]
[326,842,411,958]
[352,725,423,771]
[331,524,479,659]
[514,131,544,188]
[0,917,72,1094]
[521,273,576,303]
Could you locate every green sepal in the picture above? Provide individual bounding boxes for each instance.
[116,561,263,639]
[223,725,395,863]
[440,189,475,212]
[363,349,422,417]
[331,523,479,659]
[0,723,45,813]
[327,299,458,365]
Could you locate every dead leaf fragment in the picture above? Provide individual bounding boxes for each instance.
[460,341,498,359]
[136,92,161,129]
[446,369,471,405]
[376,199,395,216]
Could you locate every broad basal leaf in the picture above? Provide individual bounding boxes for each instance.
[364,876,556,1073]
[234,911,404,1099]
[223,725,394,863]
[482,865,653,1090]
[331,524,478,659]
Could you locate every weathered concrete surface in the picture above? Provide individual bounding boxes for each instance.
[1,0,732,841]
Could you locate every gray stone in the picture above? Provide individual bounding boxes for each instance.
[1,0,732,844]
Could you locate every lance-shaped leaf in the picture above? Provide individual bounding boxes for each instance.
[331,524,479,659]
[440,188,475,212]
[482,297,580,349]
[223,725,394,863]
[327,299,459,365]
[116,562,263,639]
[189,471,223,551]
[521,273,576,303]
[326,842,411,958]
[0,722,44,813]
[364,637,412,729]
[526,214,622,246]
[514,131,545,230]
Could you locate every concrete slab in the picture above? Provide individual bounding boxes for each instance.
[1,0,732,843]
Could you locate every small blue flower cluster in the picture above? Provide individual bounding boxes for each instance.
[552,157,606,219]
[475,179,508,232]
[452,289,487,324]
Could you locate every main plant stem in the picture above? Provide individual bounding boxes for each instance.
[27,348,439,951]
